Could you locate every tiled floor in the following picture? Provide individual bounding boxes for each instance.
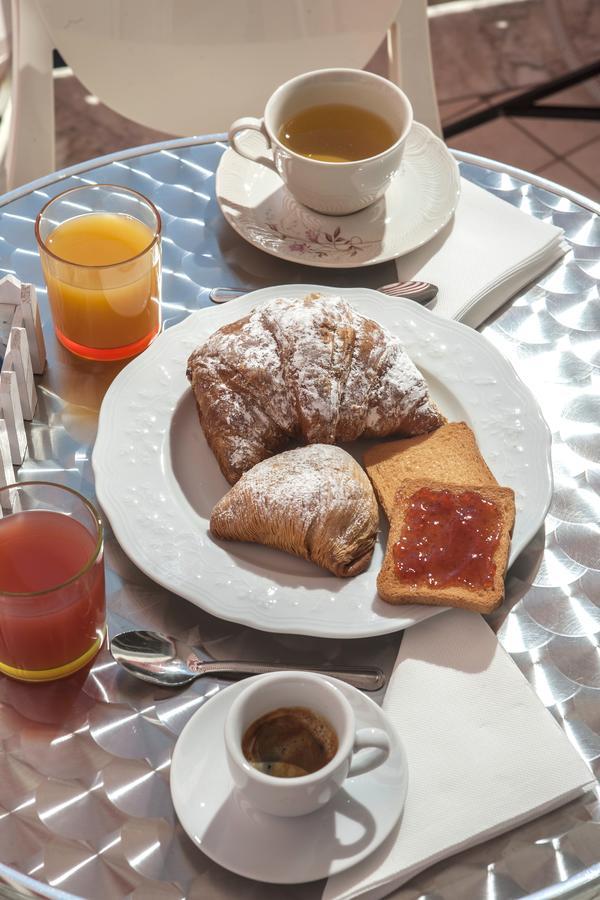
[52,0,600,202]
[410,0,600,201]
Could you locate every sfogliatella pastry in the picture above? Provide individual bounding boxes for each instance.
[210,444,379,577]
[187,294,444,484]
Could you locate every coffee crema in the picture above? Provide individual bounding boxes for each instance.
[242,706,338,778]
[278,103,398,163]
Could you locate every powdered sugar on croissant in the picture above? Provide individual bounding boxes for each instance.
[187,294,443,484]
[210,445,379,577]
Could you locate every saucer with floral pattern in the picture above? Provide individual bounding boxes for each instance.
[216,122,460,268]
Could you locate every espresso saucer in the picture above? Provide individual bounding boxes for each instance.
[170,674,408,884]
[215,121,460,269]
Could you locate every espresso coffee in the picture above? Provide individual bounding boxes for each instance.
[278,103,398,162]
[242,706,338,778]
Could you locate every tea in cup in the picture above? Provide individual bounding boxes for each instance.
[224,671,391,817]
[228,68,413,215]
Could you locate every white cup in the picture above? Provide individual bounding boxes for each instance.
[224,671,391,817]
[228,68,413,216]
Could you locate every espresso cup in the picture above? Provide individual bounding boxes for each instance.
[224,671,391,817]
[228,68,413,215]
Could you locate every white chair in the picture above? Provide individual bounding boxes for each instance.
[5,0,441,190]
[0,0,12,192]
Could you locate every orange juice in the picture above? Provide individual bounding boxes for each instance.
[40,212,161,360]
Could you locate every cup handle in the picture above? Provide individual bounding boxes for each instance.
[228,117,277,173]
[348,727,391,777]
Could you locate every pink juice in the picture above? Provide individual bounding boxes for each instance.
[0,509,105,674]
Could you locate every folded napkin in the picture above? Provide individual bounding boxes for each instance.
[395,178,567,326]
[324,610,593,900]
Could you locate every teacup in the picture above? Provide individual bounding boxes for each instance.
[224,671,391,817]
[228,68,413,215]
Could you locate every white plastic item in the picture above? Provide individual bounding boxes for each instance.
[387,0,441,136]
[6,0,54,188]
[0,275,45,374]
[0,275,46,471]
[0,0,12,193]
[6,0,441,189]
[2,325,35,419]
[0,369,25,464]
[0,418,13,492]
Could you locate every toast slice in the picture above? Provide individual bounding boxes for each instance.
[377,479,515,613]
[364,422,497,518]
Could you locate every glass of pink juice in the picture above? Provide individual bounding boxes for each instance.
[0,482,105,682]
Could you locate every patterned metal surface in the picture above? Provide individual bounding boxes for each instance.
[0,138,598,899]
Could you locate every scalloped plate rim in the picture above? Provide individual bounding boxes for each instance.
[92,285,552,639]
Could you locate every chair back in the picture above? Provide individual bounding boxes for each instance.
[7,0,440,188]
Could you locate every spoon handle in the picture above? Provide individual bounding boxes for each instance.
[209,287,247,303]
[378,279,438,304]
[189,659,385,692]
[209,280,438,307]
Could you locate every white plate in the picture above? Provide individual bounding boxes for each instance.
[92,286,552,639]
[170,674,408,884]
[216,122,460,268]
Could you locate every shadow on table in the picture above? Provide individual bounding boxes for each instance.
[200,784,377,881]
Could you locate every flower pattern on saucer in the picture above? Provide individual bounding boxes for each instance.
[216,122,461,268]
[267,222,378,258]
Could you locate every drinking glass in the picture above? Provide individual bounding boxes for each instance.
[0,482,105,682]
[35,184,161,361]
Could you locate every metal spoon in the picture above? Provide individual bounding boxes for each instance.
[209,279,438,306]
[110,630,385,692]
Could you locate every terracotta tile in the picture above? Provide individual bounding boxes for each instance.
[513,73,600,155]
[547,0,600,69]
[515,113,600,157]
[568,139,600,186]
[482,80,600,113]
[448,116,555,171]
[439,97,483,125]
[481,88,523,106]
[371,2,591,104]
[428,0,600,104]
[55,74,172,170]
[539,80,600,107]
[429,0,565,103]
[444,89,528,129]
[535,160,600,203]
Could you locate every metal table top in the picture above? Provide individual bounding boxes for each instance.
[0,136,598,900]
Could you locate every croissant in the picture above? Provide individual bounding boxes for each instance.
[210,445,379,577]
[187,294,444,484]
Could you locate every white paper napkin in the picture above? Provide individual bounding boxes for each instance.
[395,178,567,326]
[324,610,593,900]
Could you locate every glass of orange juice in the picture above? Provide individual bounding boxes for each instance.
[35,184,161,361]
